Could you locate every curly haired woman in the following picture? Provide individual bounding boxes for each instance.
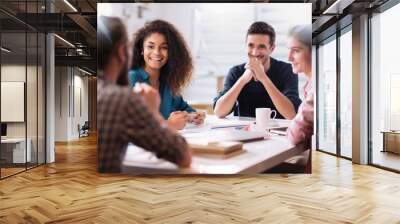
[129,20,205,130]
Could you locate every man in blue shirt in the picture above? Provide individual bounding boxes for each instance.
[213,21,301,119]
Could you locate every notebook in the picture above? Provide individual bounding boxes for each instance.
[187,139,244,158]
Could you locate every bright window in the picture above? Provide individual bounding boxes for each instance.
[371,3,400,171]
[317,37,337,154]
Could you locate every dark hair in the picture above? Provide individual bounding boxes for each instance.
[132,20,193,96]
[97,16,127,71]
[288,25,312,50]
[246,21,276,45]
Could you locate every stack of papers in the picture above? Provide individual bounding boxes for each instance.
[122,145,178,173]
[207,116,252,129]
[180,116,252,134]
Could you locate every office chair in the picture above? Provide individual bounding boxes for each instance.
[264,140,311,174]
[78,121,90,138]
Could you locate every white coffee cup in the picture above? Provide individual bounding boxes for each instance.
[255,108,277,131]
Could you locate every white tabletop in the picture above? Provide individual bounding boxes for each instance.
[122,116,303,174]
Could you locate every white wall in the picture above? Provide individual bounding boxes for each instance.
[55,66,67,141]
[1,65,30,137]
[1,82,25,122]
[1,65,26,81]
[54,67,89,141]
[72,73,89,137]
[1,64,46,164]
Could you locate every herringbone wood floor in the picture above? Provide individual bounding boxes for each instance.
[1,134,400,223]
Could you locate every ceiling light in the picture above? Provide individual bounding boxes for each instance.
[323,0,355,15]
[78,67,93,76]
[63,0,78,12]
[76,48,86,55]
[1,47,11,53]
[54,34,75,48]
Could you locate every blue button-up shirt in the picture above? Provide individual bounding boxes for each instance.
[128,68,195,119]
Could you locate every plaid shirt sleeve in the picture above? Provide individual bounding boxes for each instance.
[121,89,188,165]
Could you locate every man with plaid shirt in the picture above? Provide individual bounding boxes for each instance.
[97,16,191,173]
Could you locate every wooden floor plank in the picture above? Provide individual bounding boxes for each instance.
[0,134,399,223]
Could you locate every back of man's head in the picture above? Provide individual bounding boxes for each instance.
[246,21,276,46]
[97,16,127,71]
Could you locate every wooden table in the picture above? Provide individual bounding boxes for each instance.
[122,116,305,174]
[381,131,400,154]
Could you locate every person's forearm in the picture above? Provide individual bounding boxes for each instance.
[152,112,181,132]
[177,148,192,167]
[287,97,314,145]
[261,78,296,119]
[214,79,246,118]
[155,113,192,167]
